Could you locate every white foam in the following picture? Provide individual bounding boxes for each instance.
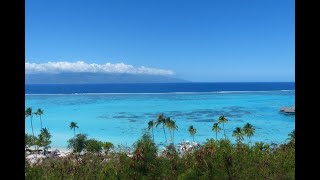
[25,90,295,96]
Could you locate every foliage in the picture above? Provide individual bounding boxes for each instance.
[232,127,244,144]
[188,125,197,142]
[287,129,295,145]
[148,120,155,141]
[243,123,255,142]
[25,107,35,144]
[166,118,178,144]
[67,134,87,153]
[85,139,103,153]
[37,128,52,153]
[34,108,44,129]
[26,136,295,180]
[155,113,168,143]
[25,110,294,179]
[212,123,221,140]
[218,115,228,138]
[25,133,37,149]
[69,121,79,137]
[131,132,158,178]
[103,141,114,154]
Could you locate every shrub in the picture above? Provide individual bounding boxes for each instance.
[85,139,103,153]
[103,141,114,155]
[131,132,158,178]
[67,133,87,153]
[25,133,37,149]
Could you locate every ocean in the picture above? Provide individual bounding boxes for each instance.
[25,82,295,149]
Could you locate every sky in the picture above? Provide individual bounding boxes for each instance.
[26,0,295,82]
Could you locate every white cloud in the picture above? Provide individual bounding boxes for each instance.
[25,61,174,75]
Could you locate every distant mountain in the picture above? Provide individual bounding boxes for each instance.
[25,73,189,84]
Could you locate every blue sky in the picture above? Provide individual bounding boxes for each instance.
[26,0,294,82]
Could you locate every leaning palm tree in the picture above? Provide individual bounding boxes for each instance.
[212,123,221,140]
[218,115,228,139]
[232,127,244,144]
[188,125,197,142]
[167,119,178,144]
[155,113,167,143]
[34,108,44,130]
[70,122,79,137]
[243,123,255,143]
[165,117,172,142]
[25,107,35,139]
[148,120,155,141]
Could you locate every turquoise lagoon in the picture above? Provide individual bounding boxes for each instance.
[25,90,295,149]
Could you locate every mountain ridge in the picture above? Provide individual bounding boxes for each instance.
[25,72,189,84]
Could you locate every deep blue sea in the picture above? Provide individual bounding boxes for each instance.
[26,82,294,94]
[25,82,295,150]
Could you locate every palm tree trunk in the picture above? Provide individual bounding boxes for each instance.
[30,116,37,151]
[193,135,195,142]
[74,128,75,137]
[223,123,226,139]
[173,130,175,145]
[162,124,167,143]
[40,115,43,130]
[30,116,35,138]
[152,127,154,142]
[216,131,218,140]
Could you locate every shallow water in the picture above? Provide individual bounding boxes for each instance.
[25,90,295,149]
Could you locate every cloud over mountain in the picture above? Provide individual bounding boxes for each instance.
[25,61,174,76]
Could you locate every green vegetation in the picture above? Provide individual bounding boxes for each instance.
[218,115,228,139]
[25,107,35,145]
[188,125,197,142]
[166,119,178,144]
[69,121,78,137]
[25,110,295,179]
[147,120,155,141]
[34,108,44,129]
[155,113,168,143]
[67,133,88,153]
[243,123,255,143]
[37,128,52,154]
[103,141,114,155]
[26,132,295,179]
[85,139,103,153]
[25,133,37,149]
[212,123,221,140]
[287,129,295,144]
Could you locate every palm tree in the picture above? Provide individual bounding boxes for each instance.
[70,122,78,137]
[167,119,178,144]
[212,123,221,140]
[188,125,197,142]
[287,129,295,144]
[35,108,44,130]
[165,117,172,143]
[25,107,35,139]
[26,107,37,151]
[155,113,167,143]
[243,123,255,143]
[218,115,228,139]
[37,128,52,155]
[232,127,244,144]
[148,120,155,141]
